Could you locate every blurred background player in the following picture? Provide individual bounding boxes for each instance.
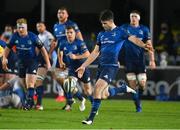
[2,18,51,110]
[120,10,156,112]
[0,77,25,109]
[35,21,55,110]
[50,7,83,102]
[0,37,7,86]
[76,10,150,125]
[1,25,18,83]
[59,26,93,111]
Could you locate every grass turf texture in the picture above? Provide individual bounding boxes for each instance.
[0,98,180,129]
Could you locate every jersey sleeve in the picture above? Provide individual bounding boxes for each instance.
[96,32,101,46]
[59,41,65,51]
[143,26,151,41]
[118,26,130,40]
[7,35,15,49]
[47,32,54,41]
[79,41,88,53]
[72,22,80,33]
[34,35,44,49]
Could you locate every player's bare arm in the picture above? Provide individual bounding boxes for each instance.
[2,47,10,71]
[69,50,90,60]
[40,46,51,69]
[76,45,99,78]
[146,40,156,69]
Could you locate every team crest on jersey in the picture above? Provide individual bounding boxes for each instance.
[73,45,77,50]
[139,30,143,35]
[55,28,58,31]
[112,32,116,37]
[28,40,32,45]
[15,40,19,44]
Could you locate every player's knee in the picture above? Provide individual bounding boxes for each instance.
[83,84,92,96]
[137,73,147,89]
[126,73,136,81]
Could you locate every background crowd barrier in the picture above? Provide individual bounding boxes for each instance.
[44,66,180,101]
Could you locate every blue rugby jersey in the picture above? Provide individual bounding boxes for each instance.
[59,38,88,69]
[8,32,43,60]
[96,27,128,67]
[120,24,151,61]
[53,20,80,42]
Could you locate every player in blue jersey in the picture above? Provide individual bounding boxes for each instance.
[50,7,83,102]
[2,18,51,110]
[1,25,18,83]
[59,26,93,111]
[0,39,7,86]
[119,10,156,112]
[76,10,152,125]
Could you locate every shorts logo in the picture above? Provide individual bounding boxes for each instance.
[104,75,108,79]
[33,70,37,73]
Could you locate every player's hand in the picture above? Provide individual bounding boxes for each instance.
[149,60,156,70]
[2,58,9,71]
[46,63,51,70]
[76,66,85,78]
[145,43,154,52]
[69,53,77,60]
[60,62,66,70]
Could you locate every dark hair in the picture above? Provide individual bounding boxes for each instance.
[99,9,114,21]
[130,10,141,16]
[66,25,75,31]
[36,21,45,25]
[58,6,68,12]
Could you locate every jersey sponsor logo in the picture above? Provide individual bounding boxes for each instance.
[21,44,25,48]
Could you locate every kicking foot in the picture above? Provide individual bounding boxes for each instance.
[82,119,93,125]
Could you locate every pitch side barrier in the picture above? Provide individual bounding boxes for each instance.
[44,65,180,101]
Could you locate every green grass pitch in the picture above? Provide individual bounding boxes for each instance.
[0,98,180,129]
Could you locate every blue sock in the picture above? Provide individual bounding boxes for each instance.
[36,85,44,106]
[27,88,35,107]
[74,91,83,101]
[138,88,144,99]
[66,93,73,105]
[108,85,126,97]
[27,88,34,98]
[132,90,141,110]
[88,99,101,121]
[88,95,94,104]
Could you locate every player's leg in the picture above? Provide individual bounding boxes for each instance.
[82,66,117,125]
[80,68,94,105]
[82,78,107,125]
[101,80,136,99]
[35,67,47,110]
[53,68,66,102]
[25,60,38,109]
[136,73,147,112]
[126,72,142,112]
